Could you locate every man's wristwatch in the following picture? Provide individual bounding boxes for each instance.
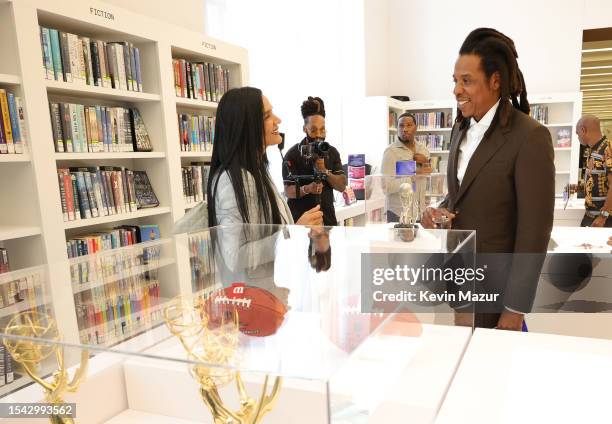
[601,210,610,218]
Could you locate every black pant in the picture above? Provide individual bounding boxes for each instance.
[580,214,612,227]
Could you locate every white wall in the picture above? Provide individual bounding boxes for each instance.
[366,0,587,99]
[583,0,612,30]
[101,0,205,33]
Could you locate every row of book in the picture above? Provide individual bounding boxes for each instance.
[173,59,230,102]
[0,89,27,155]
[0,346,15,387]
[189,232,214,294]
[68,225,161,287]
[530,105,549,124]
[56,167,159,222]
[415,134,447,151]
[0,249,8,274]
[74,276,162,345]
[40,26,144,92]
[412,112,451,129]
[67,224,160,259]
[182,163,210,204]
[178,113,215,152]
[389,110,399,128]
[0,273,43,312]
[50,102,152,153]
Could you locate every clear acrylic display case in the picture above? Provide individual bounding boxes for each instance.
[0,225,476,424]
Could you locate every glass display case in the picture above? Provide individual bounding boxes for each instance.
[0,225,477,424]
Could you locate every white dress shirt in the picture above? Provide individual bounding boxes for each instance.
[456,99,501,186]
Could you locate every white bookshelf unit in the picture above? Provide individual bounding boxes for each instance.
[0,0,248,394]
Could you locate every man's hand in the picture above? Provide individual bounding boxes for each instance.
[304,181,323,195]
[413,153,428,164]
[421,207,455,229]
[297,205,323,226]
[496,311,524,331]
[315,158,326,171]
[591,216,607,227]
[454,311,474,327]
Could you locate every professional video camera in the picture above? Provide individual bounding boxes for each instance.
[299,138,331,160]
[278,133,328,204]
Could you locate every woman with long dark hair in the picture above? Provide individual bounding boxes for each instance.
[207,87,323,227]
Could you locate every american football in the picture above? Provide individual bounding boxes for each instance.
[206,283,288,337]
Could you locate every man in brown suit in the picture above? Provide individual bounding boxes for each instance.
[422,28,555,330]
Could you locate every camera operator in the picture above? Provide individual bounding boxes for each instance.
[283,96,346,226]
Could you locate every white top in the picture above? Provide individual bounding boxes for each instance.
[456,99,501,186]
[213,169,294,225]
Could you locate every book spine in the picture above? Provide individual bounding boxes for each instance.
[179,59,186,98]
[62,169,75,221]
[90,40,102,86]
[97,40,110,88]
[173,60,181,96]
[128,43,137,91]
[95,106,104,152]
[71,173,81,220]
[90,168,108,216]
[111,170,124,214]
[114,44,127,91]
[83,170,99,217]
[67,33,84,84]
[49,29,63,81]
[82,37,94,86]
[203,62,211,102]
[133,46,142,92]
[59,102,73,153]
[73,171,91,219]
[87,106,100,152]
[185,62,193,99]
[59,31,72,83]
[40,27,54,80]
[120,168,130,211]
[0,90,13,154]
[127,170,137,212]
[14,97,27,153]
[120,43,132,91]
[77,104,87,153]
[103,170,116,214]
[124,108,133,152]
[7,93,19,154]
[69,103,80,153]
[106,43,117,89]
[57,170,69,221]
[50,103,64,153]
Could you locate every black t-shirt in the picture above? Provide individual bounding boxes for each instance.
[282,138,344,226]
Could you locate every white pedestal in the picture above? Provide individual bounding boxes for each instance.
[436,328,612,423]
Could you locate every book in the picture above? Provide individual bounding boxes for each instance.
[133,171,159,208]
[129,108,152,151]
[0,90,14,154]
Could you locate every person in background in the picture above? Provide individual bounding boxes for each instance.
[571,115,612,227]
[381,112,432,222]
[207,87,323,227]
[283,96,346,226]
[421,28,555,330]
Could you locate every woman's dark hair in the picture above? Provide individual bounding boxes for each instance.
[397,112,417,126]
[457,28,530,127]
[207,87,282,226]
[301,96,326,122]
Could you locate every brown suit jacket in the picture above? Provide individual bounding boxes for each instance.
[442,104,555,313]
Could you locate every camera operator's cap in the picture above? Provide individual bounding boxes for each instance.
[301,96,326,119]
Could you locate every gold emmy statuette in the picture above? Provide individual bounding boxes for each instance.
[4,311,88,424]
[164,297,282,424]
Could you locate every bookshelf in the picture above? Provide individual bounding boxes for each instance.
[0,0,248,377]
[528,92,583,197]
[384,94,583,198]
